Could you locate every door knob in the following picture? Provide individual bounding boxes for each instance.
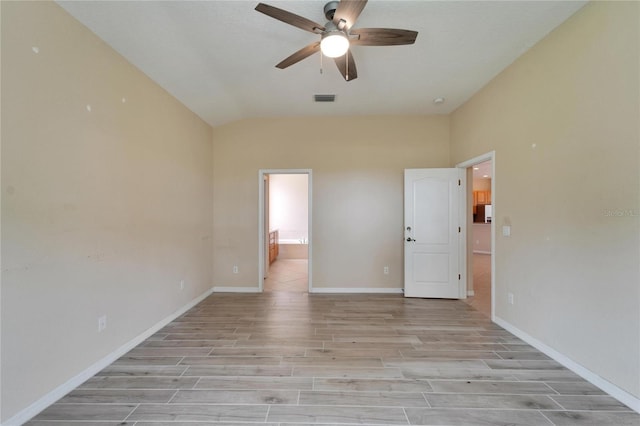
[406,237,416,242]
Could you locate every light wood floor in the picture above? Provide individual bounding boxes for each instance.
[28,286,637,424]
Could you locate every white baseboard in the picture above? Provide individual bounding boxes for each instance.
[494,316,640,414]
[212,286,261,293]
[212,286,403,294]
[467,290,475,296]
[310,287,403,294]
[3,287,216,426]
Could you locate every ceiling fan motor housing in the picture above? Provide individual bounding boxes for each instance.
[323,1,339,21]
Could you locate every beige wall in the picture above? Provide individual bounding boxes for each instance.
[0,2,3,421]
[472,224,491,254]
[269,173,308,241]
[451,1,639,398]
[213,116,450,289]
[2,0,638,421]
[1,2,213,421]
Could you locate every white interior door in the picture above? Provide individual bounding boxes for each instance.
[404,168,464,298]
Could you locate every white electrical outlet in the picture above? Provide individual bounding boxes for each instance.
[508,293,514,305]
[383,266,389,275]
[98,315,107,332]
[180,279,185,290]
[233,265,239,274]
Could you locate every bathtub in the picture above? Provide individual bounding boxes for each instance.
[278,239,308,259]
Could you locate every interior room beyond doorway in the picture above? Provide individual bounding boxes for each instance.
[264,173,309,292]
[463,159,493,317]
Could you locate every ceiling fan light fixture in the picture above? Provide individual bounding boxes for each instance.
[255,1,418,81]
[321,30,349,58]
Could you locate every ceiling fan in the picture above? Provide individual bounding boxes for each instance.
[255,0,418,81]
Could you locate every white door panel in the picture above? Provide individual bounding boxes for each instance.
[404,168,464,299]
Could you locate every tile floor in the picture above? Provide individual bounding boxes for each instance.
[463,254,491,318]
[264,259,308,292]
[27,264,638,425]
[266,255,491,316]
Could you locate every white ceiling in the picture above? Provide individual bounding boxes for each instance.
[472,160,492,179]
[57,1,586,127]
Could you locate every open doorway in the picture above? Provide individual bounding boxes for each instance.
[457,153,495,319]
[467,160,492,317]
[258,170,312,293]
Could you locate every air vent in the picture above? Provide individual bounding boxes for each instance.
[314,94,336,102]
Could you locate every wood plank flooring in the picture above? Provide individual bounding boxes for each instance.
[27,292,638,425]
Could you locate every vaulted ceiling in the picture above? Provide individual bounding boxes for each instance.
[57,1,586,127]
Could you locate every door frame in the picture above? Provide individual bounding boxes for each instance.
[258,169,313,292]
[456,151,496,320]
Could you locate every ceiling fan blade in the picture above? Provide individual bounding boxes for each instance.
[255,3,325,33]
[333,0,368,30]
[276,42,321,69]
[350,28,418,46]
[334,50,358,81]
